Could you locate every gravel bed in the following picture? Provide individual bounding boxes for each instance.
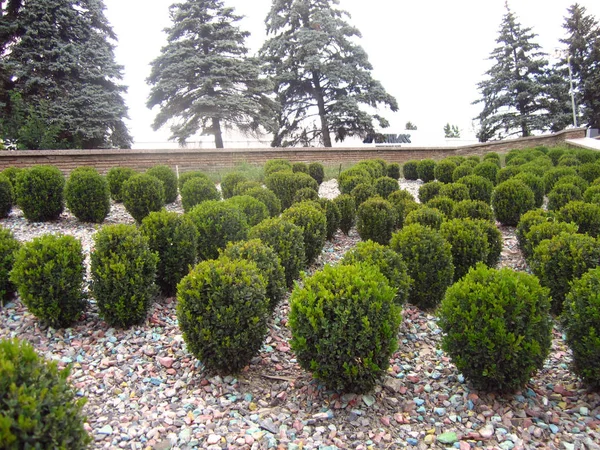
[1,179,600,450]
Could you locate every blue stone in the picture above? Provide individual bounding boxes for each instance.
[414,398,425,406]
[549,424,559,434]
[407,438,418,445]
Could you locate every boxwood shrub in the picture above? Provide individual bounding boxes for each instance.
[417,159,436,182]
[405,206,445,230]
[438,264,552,392]
[15,166,65,222]
[177,258,269,374]
[434,159,457,183]
[293,186,319,204]
[178,170,211,192]
[543,167,578,193]
[146,165,178,203]
[455,174,493,204]
[547,183,583,211]
[0,228,20,305]
[289,263,401,393]
[577,162,600,184]
[402,160,419,180]
[440,218,490,281]
[226,195,269,227]
[233,180,262,196]
[473,219,503,267]
[244,187,281,217]
[181,177,221,212]
[122,173,165,223]
[318,198,341,240]
[438,182,470,202]
[516,209,550,253]
[356,197,396,245]
[64,167,110,223]
[452,164,474,182]
[264,159,292,175]
[374,176,399,199]
[350,183,376,207]
[452,199,494,222]
[106,166,136,202]
[282,201,327,264]
[10,234,86,328]
[388,191,419,229]
[554,175,589,193]
[387,163,401,180]
[0,174,14,218]
[496,166,521,184]
[221,172,247,199]
[292,162,309,174]
[513,172,545,208]
[491,179,535,226]
[265,171,318,210]
[418,181,444,203]
[308,162,325,185]
[333,194,356,235]
[583,185,600,204]
[473,161,499,185]
[426,196,455,217]
[1,167,23,189]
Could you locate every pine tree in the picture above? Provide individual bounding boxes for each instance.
[0,0,132,149]
[559,3,600,129]
[473,6,554,141]
[147,0,275,148]
[443,123,460,138]
[260,0,398,147]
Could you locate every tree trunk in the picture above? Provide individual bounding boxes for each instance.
[312,71,332,147]
[212,117,224,148]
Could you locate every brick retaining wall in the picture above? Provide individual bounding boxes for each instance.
[0,128,587,175]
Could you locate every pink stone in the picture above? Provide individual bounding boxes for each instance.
[157,357,174,368]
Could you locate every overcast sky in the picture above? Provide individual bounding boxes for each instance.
[102,0,600,148]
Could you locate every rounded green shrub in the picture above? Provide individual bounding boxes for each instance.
[333,194,356,235]
[357,160,384,178]
[356,197,396,245]
[292,162,309,174]
[402,160,419,180]
[265,171,318,210]
[557,201,600,238]
[64,167,110,223]
[244,187,281,217]
[405,205,445,230]
[417,159,436,182]
[282,201,327,264]
[473,219,503,267]
[426,196,455,217]
[390,224,454,309]
[291,187,319,205]
[146,165,178,203]
[491,179,535,226]
[177,258,269,374]
[387,163,401,180]
[91,224,158,327]
[441,218,490,281]
[319,198,341,240]
[181,177,221,212]
[340,240,412,305]
[438,264,552,392]
[418,181,444,203]
[574,149,599,164]
[456,174,493,203]
[178,170,211,192]
[15,166,65,222]
[226,195,269,227]
[523,220,579,262]
[106,166,136,202]
[438,182,470,202]
[452,199,494,222]
[584,185,600,204]
[434,159,457,183]
[483,152,500,163]
[0,228,20,305]
[0,338,91,448]
[452,164,473,182]
[264,159,292,175]
[140,210,198,297]
[10,234,86,328]
[289,263,401,393]
[554,175,589,193]
[543,167,578,193]
[388,191,419,229]
[187,200,249,260]
[516,209,550,253]
[577,163,600,184]
[558,154,581,167]
[308,162,325,185]
[221,172,247,199]
[351,182,377,207]
[506,156,527,167]
[547,183,582,211]
[374,176,399,199]
[473,161,499,185]
[249,217,305,287]
[496,166,521,184]
[467,155,481,164]
[0,174,14,218]
[548,148,566,165]
[531,232,600,314]
[221,239,286,312]
[513,172,545,208]
[122,173,165,223]
[563,267,600,387]
[233,180,262,196]
[1,167,23,189]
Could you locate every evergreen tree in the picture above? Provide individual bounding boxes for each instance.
[473,6,555,141]
[443,123,460,138]
[405,121,418,130]
[0,0,132,149]
[260,0,398,147]
[559,3,600,129]
[147,0,275,149]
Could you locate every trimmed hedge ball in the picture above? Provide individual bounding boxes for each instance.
[522,220,579,263]
[547,183,583,211]
[438,183,470,202]
[122,173,165,223]
[319,198,341,240]
[281,201,327,264]
[181,177,221,212]
[472,161,499,185]
[244,187,281,218]
[417,159,436,182]
[226,195,269,227]
[455,174,493,204]
[473,219,503,267]
[402,160,419,180]
[387,163,401,180]
[440,218,490,281]
[333,194,356,235]
[146,165,178,203]
[557,201,600,238]
[418,181,444,204]
[351,183,377,207]
[264,159,292,175]
[356,197,396,245]
[0,227,20,304]
[308,162,325,185]
[265,171,318,210]
[452,199,494,222]
[452,164,474,182]
[405,205,445,230]
[0,174,14,218]
[233,180,262,196]
[178,170,211,192]
[106,166,136,202]
[374,176,399,199]
[15,166,65,222]
[491,179,535,226]
[543,167,578,193]
[426,196,456,218]
[434,159,458,183]
[221,172,247,199]
[64,167,110,223]
[513,172,545,208]
[516,209,550,253]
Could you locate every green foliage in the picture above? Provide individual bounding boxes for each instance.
[483,152,501,164]
[233,180,262,196]
[405,206,446,230]
[455,174,493,204]
[417,159,436,182]
[388,192,419,229]
[452,164,474,181]
[557,201,600,238]
[15,166,65,222]
[293,187,319,204]
[177,258,269,373]
[558,154,581,167]
[543,167,578,193]
[584,185,600,204]
[523,221,579,262]
[249,217,305,287]
[491,179,535,226]
[0,228,20,305]
[547,183,583,211]
[390,224,454,309]
[513,172,545,208]
[531,232,600,314]
[91,224,158,327]
[338,167,371,195]
[140,211,198,297]
[226,195,269,227]
[147,165,178,204]
[10,234,86,328]
[289,264,401,392]
[0,167,23,189]
[64,167,110,223]
[577,163,600,184]
[106,167,136,202]
[0,175,13,218]
[333,194,356,235]
[122,174,165,223]
[292,162,309,174]
[356,197,396,245]
[452,199,494,222]
[0,338,91,448]
[181,177,221,212]
[554,175,589,193]
[387,163,401,180]
[318,198,341,240]
[282,202,327,264]
[178,170,212,191]
[441,219,491,281]
[472,161,499,185]
[438,264,552,392]
[474,219,503,267]
[548,148,566,165]
[426,196,456,218]
[418,181,444,203]
[308,162,325,185]
[244,187,281,217]
[264,159,292,175]
[506,156,527,167]
[402,160,419,180]
[351,183,377,207]
[340,241,412,305]
[221,172,247,199]
[496,166,521,184]
[434,159,457,183]
[187,200,249,260]
[516,209,551,255]
[563,267,600,387]
[374,176,399,199]
[265,171,318,210]
[438,183,470,202]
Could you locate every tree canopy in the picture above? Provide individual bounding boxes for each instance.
[260,0,398,147]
